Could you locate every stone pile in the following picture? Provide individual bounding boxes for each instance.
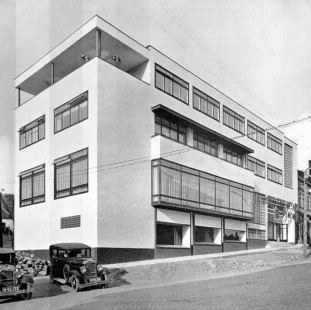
[15,252,50,277]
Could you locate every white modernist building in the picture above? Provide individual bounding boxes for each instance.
[14,16,297,263]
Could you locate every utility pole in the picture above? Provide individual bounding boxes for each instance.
[303,161,311,257]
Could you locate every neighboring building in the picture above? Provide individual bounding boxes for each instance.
[14,16,298,263]
[296,170,311,244]
[1,192,14,248]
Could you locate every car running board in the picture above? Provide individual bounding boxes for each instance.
[54,278,67,284]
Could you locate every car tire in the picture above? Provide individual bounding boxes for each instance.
[71,275,80,292]
[63,264,71,284]
[50,266,55,284]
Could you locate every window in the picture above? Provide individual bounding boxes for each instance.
[156,223,183,245]
[155,64,189,104]
[55,92,88,133]
[251,193,266,225]
[195,226,220,243]
[54,148,88,199]
[248,228,265,240]
[223,106,245,134]
[193,131,218,156]
[267,133,282,154]
[193,87,220,120]
[20,164,45,207]
[284,144,293,188]
[247,121,265,145]
[152,159,254,218]
[61,215,81,229]
[155,115,186,144]
[224,229,246,242]
[247,156,265,178]
[267,164,282,184]
[19,116,45,149]
[223,146,243,166]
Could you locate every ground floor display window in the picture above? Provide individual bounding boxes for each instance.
[268,223,287,241]
[156,209,190,247]
[225,219,246,243]
[157,223,183,245]
[194,214,222,245]
[195,226,221,244]
[248,228,265,240]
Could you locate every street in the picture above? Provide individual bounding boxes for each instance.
[1,260,311,310]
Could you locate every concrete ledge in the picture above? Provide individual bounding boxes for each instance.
[105,245,299,269]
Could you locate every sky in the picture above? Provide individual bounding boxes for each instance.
[1,0,311,193]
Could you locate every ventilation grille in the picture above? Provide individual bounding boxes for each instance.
[61,215,81,229]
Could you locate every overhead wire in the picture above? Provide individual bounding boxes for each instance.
[155,0,283,128]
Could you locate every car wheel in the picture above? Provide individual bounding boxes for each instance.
[63,264,71,284]
[71,275,80,292]
[50,266,55,284]
[101,274,109,289]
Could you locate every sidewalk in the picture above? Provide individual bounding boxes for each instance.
[105,244,311,292]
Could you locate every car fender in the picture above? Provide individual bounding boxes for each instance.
[102,267,110,275]
[70,270,82,279]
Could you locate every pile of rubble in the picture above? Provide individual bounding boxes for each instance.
[15,252,50,277]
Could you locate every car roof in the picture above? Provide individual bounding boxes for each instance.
[49,243,91,250]
[0,248,15,255]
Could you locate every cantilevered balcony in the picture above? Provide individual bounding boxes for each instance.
[15,15,150,106]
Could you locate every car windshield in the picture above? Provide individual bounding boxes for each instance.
[68,248,91,258]
[0,253,15,264]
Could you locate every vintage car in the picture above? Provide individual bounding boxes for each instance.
[49,243,110,292]
[0,248,34,300]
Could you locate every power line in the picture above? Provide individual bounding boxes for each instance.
[155,0,283,127]
[2,114,311,187]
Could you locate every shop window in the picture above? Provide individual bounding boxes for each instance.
[224,229,246,242]
[157,223,182,245]
[195,226,221,244]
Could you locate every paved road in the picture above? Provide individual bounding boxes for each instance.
[2,260,311,310]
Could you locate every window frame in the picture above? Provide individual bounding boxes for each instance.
[54,92,88,134]
[155,64,189,105]
[247,155,265,178]
[193,130,218,157]
[19,164,45,207]
[247,121,265,145]
[223,106,245,134]
[223,145,243,167]
[154,114,187,145]
[267,133,282,155]
[54,148,89,199]
[19,115,45,150]
[267,164,283,185]
[193,87,220,121]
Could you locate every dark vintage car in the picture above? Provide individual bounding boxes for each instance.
[49,243,110,292]
[0,248,34,300]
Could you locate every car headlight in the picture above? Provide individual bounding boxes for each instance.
[80,266,87,274]
[97,264,104,272]
[15,271,23,278]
